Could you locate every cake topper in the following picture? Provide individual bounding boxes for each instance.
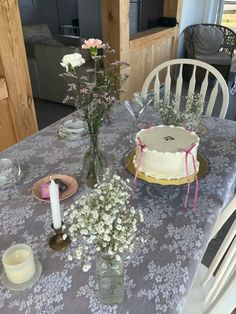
[164,136,175,141]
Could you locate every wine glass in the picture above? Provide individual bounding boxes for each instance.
[124,92,154,143]
[0,156,25,201]
[9,158,25,201]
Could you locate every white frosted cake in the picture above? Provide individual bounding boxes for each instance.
[134,125,200,180]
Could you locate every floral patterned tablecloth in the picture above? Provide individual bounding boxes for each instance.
[0,106,236,314]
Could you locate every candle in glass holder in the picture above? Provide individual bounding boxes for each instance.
[2,244,36,284]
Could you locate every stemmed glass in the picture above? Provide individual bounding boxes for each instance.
[124,92,154,143]
[9,158,24,201]
[0,156,24,201]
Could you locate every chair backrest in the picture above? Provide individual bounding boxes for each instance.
[182,219,236,314]
[203,219,236,314]
[141,58,229,119]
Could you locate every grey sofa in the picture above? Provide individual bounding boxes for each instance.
[23,24,92,104]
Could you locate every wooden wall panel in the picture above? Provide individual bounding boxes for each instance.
[164,0,183,22]
[163,0,178,18]
[102,0,130,63]
[101,0,182,99]
[128,27,178,98]
[0,77,8,101]
[0,99,17,151]
[102,0,130,95]
[0,0,38,151]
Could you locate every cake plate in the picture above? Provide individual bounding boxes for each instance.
[124,151,209,185]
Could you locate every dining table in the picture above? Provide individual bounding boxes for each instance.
[0,104,236,314]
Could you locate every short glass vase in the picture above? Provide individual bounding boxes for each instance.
[82,133,107,188]
[96,252,124,305]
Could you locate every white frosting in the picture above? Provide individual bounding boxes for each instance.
[134,125,200,180]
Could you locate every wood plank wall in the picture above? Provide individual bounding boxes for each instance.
[128,27,178,99]
[0,0,38,151]
[102,0,182,100]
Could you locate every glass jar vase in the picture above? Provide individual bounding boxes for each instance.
[82,133,107,188]
[96,252,124,305]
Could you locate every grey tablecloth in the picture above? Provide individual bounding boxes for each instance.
[0,107,236,314]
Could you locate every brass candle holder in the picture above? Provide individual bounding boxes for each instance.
[49,223,71,251]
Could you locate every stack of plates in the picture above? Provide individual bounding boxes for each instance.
[58,120,87,140]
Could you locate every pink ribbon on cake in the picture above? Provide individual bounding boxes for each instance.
[179,143,198,210]
[131,137,147,199]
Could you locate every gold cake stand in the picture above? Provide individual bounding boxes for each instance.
[124,151,209,185]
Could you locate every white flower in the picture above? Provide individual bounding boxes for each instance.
[80,229,89,235]
[104,234,111,241]
[60,53,85,72]
[108,247,114,255]
[116,254,121,261]
[92,210,99,219]
[62,234,67,240]
[82,263,91,272]
[131,208,135,214]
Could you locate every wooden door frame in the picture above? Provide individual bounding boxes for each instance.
[0,0,38,151]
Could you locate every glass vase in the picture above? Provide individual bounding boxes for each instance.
[83,133,107,188]
[96,252,124,305]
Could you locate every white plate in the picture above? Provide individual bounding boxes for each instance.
[58,127,87,140]
[63,119,84,131]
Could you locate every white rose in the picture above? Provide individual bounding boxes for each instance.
[60,53,85,72]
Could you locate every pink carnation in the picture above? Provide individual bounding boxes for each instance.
[82,38,105,49]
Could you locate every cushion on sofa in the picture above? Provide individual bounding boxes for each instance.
[195,51,231,65]
[27,35,63,46]
[193,25,224,55]
[23,23,53,42]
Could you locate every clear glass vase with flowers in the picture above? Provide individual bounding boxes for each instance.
[64,172,143,304]
[60,39,129,187]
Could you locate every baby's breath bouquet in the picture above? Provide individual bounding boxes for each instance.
[157,93,204,131]
[64,172,143,272]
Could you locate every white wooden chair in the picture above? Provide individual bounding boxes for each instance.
[141,58,233,237]
[182,219,236,314]
[141,58,229,119]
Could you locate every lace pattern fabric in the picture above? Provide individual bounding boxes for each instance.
[0,108,236,314]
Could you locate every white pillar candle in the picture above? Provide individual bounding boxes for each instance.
[2,244,36,284]
[49,178,62,230]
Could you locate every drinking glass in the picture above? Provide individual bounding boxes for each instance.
[124,92,154,143]
[9,158,24,201]
[0,156,24,201]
